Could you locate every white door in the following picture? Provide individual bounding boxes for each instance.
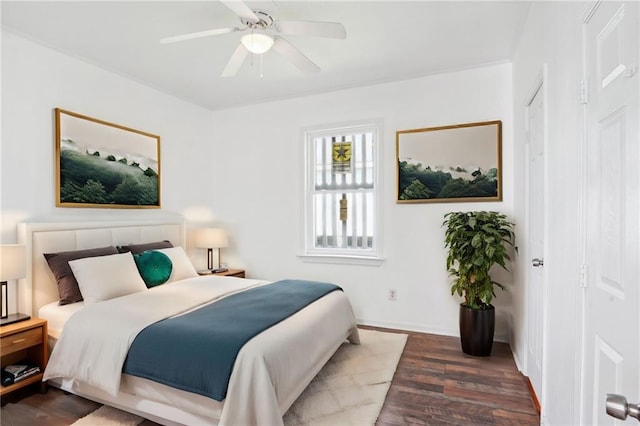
[525,76,546,408]
[582,1,639,424]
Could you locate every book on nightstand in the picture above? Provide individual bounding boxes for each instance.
[1,364,41,386]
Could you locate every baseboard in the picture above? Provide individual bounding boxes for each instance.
[356,318,510,343]
[523,375,542,415]
[357,318,456,337]
[511,349,525,373]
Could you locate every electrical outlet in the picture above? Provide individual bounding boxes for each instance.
[388,289,397,301]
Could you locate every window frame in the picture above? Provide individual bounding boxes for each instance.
[300,119,384,264]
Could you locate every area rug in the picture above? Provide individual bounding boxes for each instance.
[72,329,407,426]
[72,405,145,426]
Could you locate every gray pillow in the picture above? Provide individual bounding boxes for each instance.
[117,240,173,255]
[44,246,119,305]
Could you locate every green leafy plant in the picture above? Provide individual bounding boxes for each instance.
[443,211,515,310]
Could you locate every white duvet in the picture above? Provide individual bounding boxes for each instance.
[44,276,359,425]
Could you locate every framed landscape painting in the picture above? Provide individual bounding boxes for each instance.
[396,120,502,203]
[55,108,161,208]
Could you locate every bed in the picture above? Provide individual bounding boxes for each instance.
[18,219,359,426]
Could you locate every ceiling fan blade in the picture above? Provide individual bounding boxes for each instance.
[275,21,346,39]
[219,0,259,23]
[221,43,249,77]
[272,37,320,74]
[160,27,239,44]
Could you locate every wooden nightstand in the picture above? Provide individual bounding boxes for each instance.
[215,269,245,278]
[199,269,246,278]
[0,318,48,396]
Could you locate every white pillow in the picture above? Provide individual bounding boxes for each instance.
[155,247,198,283]
[69,252,147,304]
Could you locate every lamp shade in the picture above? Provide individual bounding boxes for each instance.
[195,228,229,249]
[0,244,26,281]
[241,32,274,54]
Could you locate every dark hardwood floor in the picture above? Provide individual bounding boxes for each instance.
[372,327,539,425]
[1,328,539,425]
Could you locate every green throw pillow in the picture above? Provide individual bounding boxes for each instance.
[134,251,173,288]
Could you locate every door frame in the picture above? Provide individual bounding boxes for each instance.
[523,64,550,420]
[577,2,595,421]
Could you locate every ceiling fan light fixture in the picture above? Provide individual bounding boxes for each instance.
[241,32,274,54]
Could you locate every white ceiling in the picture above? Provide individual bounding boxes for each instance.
[1,1,530,111]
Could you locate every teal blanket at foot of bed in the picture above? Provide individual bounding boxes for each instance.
[122,279,342,401]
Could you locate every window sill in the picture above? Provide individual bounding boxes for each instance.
[297,253,385,266]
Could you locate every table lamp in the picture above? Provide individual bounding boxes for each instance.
[195,228,229,272]
[1,244,30,326]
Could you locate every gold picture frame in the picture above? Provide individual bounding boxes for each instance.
[396,120,502,203]
[55,108,161,208]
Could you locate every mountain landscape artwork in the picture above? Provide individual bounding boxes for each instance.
[55,109,161,208]
[396,121,502,203]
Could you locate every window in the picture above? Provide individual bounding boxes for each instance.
[302,120,382,262]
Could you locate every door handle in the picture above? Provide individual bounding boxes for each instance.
[531,258,544,267]
[606,394,640,421]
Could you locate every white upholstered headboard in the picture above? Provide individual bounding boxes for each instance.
[17,220,185,317]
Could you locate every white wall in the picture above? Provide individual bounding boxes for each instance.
[0,31,216,310]
[209,63,516,340]
[511,2,584,424]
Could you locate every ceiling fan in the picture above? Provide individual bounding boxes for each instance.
[160,0,346,77]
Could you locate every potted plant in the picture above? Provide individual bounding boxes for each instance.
[443,211,515,356]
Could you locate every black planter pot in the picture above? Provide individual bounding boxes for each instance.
[459,304,495,357]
